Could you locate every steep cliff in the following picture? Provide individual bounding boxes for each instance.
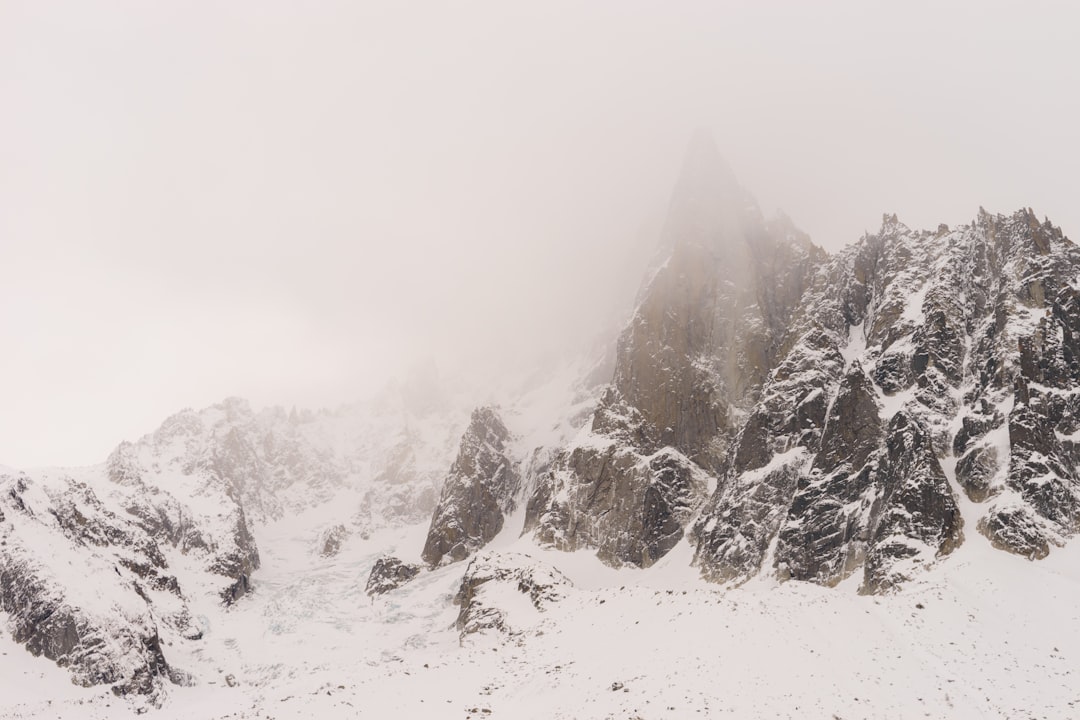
[695,209,1080,590]
[422,407,521,566]
[524,133,823,567]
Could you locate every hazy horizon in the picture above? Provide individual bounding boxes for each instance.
[3,1,1079,467]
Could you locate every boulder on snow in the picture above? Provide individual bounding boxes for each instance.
[318,524,349,557]
[365,556,421,596]
[453,551,571,639]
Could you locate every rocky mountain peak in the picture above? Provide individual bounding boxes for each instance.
[524,140,824,568]
[693,203,1080,588]
[421,406,521,567]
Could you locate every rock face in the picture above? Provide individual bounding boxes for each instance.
[524,439,710,567]
[695,208,1080,589]
[0,471,194,701]
[422,407,521,566]
[453,552,571,639]
[524,133,823,568]
[318,524,349,557]
[365,556,421,596]
[609,136,822,469]
[772,363,888,587]
[863,412,963,592]
[524,137,1080,589]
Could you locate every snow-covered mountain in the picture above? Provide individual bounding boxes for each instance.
[3,136,1080,717]
[0,379,474,703]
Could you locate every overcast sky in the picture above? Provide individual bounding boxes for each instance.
[2,0,1078,467]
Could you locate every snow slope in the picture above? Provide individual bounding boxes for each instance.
[2,508,1078,719]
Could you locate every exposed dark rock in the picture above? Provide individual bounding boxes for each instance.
[979,506,1051,559]
[0,472,185,703]
[526,133,823,569]
[952,405,1005,456]
[123,496,211,554]
[817,363,884,471]
[694,449,808,584]
[213,502,260,605]
[453,552,571,639]
[609,138,822,470]
[774,364,884,586]
[7,143,1080,711]
[319,524,349,557]
[862,413,963,593]
[981,385,1080,557]
[525,431,707,568]
[954,442,1002,503]
[694,205,1080,589]
[365,556,421,596]
[422,407,520,566]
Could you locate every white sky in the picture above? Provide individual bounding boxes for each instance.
[2,0,1078,467]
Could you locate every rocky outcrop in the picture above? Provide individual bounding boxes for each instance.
[694,207,1080,590]
[862,412,963,593]
[453,552,571,639]
[365,556,421,596]
[0,472,195,702]
[213,503,260,605]
[773,363,885,586]
[0,403,336,697]
[421,407,521,567]
[318,524,349,557]
[525,133,824,568]
[6,141,1080,711]
[525,438,709,567]
[606,134,822,470]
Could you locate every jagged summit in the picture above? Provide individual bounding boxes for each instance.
[422,406,520,567]
[520,163,1080,587]
[694,204,1080,590]
[522,145,824,567]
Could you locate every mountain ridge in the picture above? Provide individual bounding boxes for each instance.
[2,139,1079,712]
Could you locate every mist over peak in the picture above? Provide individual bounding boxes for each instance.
[2,1,1078,471]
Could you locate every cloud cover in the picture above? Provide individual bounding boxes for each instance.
[2,0,1078,466]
